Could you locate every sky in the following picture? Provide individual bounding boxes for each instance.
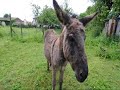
[0,0,93,22]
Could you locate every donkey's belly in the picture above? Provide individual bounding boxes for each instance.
[44,44,51,62]
[51,38,65,68]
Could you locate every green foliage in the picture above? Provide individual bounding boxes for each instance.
[79,5,96,18]
[79,4,105,36]
[62,0,73,14]
[32,4,41,18]
[38,5,59,25]
[96,36,120,60]
[79,13,87,18]
[80,0,120,37]
[0,29,3,37]
[113,0,120,11]
[91,0,120,20]
[86,30,120,60]
[32,0,73,25]
[0,33,3,38]
[110,0,120,18]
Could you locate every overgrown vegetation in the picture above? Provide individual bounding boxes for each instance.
[80,0,120,37]
[0,26,120,90]
[79,0,120,61]
[86,29,120,60]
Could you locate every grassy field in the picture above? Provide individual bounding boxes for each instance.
[0,26,120,90]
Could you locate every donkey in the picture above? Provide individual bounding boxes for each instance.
[44,0,98,90]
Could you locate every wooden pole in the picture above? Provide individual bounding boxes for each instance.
[9,14,13,37]
[20,23,23,37]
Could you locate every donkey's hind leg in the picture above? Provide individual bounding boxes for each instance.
[52,68,57,90]
[47,60,50,71]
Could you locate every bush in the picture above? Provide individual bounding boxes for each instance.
[98,46,120,60]
[86,29,120,60]
[96,36,120,60]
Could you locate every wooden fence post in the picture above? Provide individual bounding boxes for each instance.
[20,23,23,37]
[9,14,13,37]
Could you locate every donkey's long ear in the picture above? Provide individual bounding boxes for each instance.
[79,12,98,26]
[53,0,70,25]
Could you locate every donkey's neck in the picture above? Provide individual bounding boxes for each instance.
[59,27,66,51]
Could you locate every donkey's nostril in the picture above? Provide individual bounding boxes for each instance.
[80,72,84,78]
[79,69,83,74]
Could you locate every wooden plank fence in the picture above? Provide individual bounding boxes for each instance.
[103,16,120,37]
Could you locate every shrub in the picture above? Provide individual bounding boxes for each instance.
[96,36,120,60]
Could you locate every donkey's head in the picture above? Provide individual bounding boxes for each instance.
[53,0,97,82]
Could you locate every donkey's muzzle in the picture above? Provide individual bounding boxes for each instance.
[75,66,88,82]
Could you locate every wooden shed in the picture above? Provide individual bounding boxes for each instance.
[103,16,120,37]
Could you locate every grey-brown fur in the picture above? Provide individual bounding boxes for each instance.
[44,0,98,90]
[44,29,58,71]
[44,28,66,90]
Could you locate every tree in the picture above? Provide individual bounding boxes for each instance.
[32,0,73,26]
[91,0,113,10]
[79,1,108,36]
[32,4,41,27]
[38,5,59,25]
[90,0,120,18]
[79,6,96,18]
[32,4,41,18]
[3,14,10,18]
[80,0,120,37]
[63,0,73,15]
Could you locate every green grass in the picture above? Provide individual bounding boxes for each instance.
[0,26,120,90]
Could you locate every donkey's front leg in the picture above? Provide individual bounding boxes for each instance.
[52,68,57,90]
[59,67,65,90]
